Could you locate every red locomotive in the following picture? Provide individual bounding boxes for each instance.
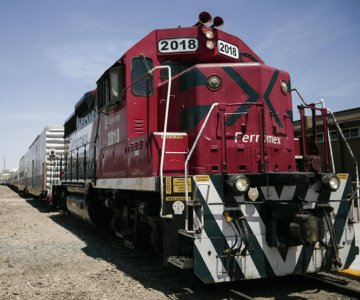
[51,12,357,283]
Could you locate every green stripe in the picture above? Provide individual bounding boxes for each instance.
[246,224,276,277]
[180,67,287,131]
[223,67,260,126]
[248,203,276,277]
[287,78,291,91]
[334,200,351,242]
[330,177,354,268]
[334,177,353,241]
[209,175,224,202]
[180,105,211,131]
[343,237,357,269]
[287,110,293,123]
[179,68,208,93]
[263,70,283,128]
[294,244,315,273]
[194,179,245,280]
[194,246,216,284]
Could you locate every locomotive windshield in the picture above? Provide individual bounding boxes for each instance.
[131,56,153,96]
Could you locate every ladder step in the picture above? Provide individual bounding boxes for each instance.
[167,256,193,269]
[178,229,194,238]
[116,229,135,238]
[124,239,135,249]
[164,151,188,154]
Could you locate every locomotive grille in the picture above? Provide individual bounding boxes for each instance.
[130,140,144,152]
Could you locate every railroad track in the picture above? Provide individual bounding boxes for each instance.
[229,288,254,300]
[222,273,360,299]
[301,273,360,299]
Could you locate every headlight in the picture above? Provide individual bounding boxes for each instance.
[204,30,214,39]
[322,174,340,191]
[248,187,259,201]
[280,80,288,95]
[207,75,221,90]
[206,40,215,49]
[233,175,249,192]
[329,175,340,190]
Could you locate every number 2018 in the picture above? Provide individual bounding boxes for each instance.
[158,38,198,53]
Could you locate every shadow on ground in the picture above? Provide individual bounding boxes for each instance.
[22,193,324,300]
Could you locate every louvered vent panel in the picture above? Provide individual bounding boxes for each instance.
[134,119,144,133]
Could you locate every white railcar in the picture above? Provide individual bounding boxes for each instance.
[18,126,64,200]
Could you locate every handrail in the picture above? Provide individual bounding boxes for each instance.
[148,66,173,219]
[184,102,219,233]
[292,89,359,220]
[292,89,336,171]
[319,99,335,172]
[327,108,360,220]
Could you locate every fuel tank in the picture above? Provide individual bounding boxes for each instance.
[66,193,92,223]
[66,193,110,226]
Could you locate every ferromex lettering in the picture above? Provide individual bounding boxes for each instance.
[234,133,281,145]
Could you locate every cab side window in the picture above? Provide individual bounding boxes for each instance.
[98,64,124,110]
[131,57,153,96]
[98,77,109,109]
[110,67,124,102]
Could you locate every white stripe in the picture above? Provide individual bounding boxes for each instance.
[303,181,321,209]
[303,177,350,271]
[331,177,355,267]
[194,230,230,283]
[260,186,296,200]
[194,176,355,280]
[194,177,261,279]
[339,224,355,266]
[95,177,158,191]
[244,206,304,275]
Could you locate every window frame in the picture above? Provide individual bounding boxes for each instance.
[97,64,125,110]
[131,56,154,96]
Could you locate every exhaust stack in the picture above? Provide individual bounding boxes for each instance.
[211,16,224,28]
[194,11,212,26]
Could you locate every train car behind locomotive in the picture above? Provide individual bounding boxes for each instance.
[52,12,359,283]
[18,126,64,202]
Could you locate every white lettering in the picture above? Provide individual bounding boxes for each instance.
[107,128,120,146]
[76,111,96,130]
[234,133,282,145]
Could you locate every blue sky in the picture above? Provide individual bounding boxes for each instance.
[0,0,359,169]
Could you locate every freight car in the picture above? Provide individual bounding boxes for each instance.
[17,126,64,203]
[47,12,358,283]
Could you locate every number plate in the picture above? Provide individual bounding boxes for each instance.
[217,40,239,59]
[158,38,199,53]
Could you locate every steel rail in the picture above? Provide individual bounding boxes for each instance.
[302,274,360,299]
[229,288,255,300]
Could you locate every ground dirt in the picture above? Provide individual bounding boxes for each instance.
[0,185,199,299]
[1,185,360,300]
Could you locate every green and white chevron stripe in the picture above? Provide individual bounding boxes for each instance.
[192,174,356,283]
